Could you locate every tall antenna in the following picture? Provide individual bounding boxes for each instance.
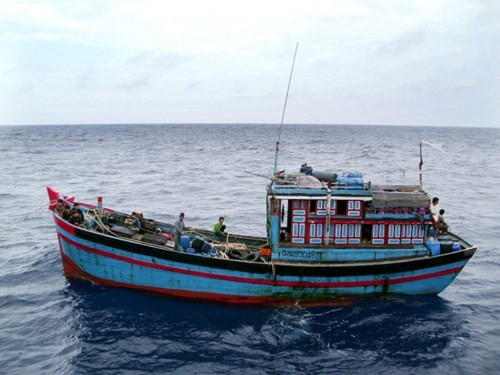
[273,42,299,175]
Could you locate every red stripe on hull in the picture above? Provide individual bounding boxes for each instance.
[58,232,463,290]
[58,236,81,277]
[60,252,310,306]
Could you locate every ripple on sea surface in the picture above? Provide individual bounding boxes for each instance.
[1,124,499,374]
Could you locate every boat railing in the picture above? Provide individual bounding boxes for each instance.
[271,179,372,193]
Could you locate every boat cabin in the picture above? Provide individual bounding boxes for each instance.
[267,172,433,260]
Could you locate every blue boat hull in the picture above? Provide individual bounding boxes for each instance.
[53,213,476,305]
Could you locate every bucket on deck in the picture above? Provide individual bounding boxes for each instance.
[438,236,453,254]
[439,241,453,254]
[452,241,462,251]
[260,247,271,257]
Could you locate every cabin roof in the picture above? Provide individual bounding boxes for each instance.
[371,185,429,208]
[268,180,430,208]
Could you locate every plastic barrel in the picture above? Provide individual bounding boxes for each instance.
[180,235,191,249]
[426,238,441,256]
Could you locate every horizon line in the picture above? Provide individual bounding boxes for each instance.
[0,122,497,129]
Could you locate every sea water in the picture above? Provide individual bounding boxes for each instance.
[0,124,499,374]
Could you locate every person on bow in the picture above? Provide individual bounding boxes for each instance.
[62,205,72,220]
[438,209,450,233]
[72,203,85,223]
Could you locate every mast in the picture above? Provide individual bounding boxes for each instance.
[273,42,299,175]
[419,140,423,189]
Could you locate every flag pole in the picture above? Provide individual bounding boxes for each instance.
[419,140,445,189]
[419,141,423,189]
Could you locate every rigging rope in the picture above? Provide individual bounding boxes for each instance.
[1,203,48,231]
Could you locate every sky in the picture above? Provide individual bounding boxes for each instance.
[0,0,499,127]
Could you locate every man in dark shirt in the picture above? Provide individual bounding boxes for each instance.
[62,205,72,220]
[73,203,85,222]
[69,210,83,226]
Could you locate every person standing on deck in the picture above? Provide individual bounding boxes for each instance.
[174,213,191,250]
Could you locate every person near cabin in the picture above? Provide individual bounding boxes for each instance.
[438,209,450,233]
[430,197,440,237]
[213,216,227,239]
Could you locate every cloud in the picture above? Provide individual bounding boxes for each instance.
[19,81,35,93]
[374,29,426,55]
[115,76,150,90]
[127,51,192,70]
[77,69,94,89]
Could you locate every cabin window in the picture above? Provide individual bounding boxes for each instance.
[309,200,317,214]
[336,200,347,215]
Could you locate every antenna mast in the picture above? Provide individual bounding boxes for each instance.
[273,42,299,175]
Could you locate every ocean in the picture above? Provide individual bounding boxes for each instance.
[0,124,499,374]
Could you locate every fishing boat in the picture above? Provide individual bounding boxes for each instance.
[47,47,475,305]
[47,158,476,305]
